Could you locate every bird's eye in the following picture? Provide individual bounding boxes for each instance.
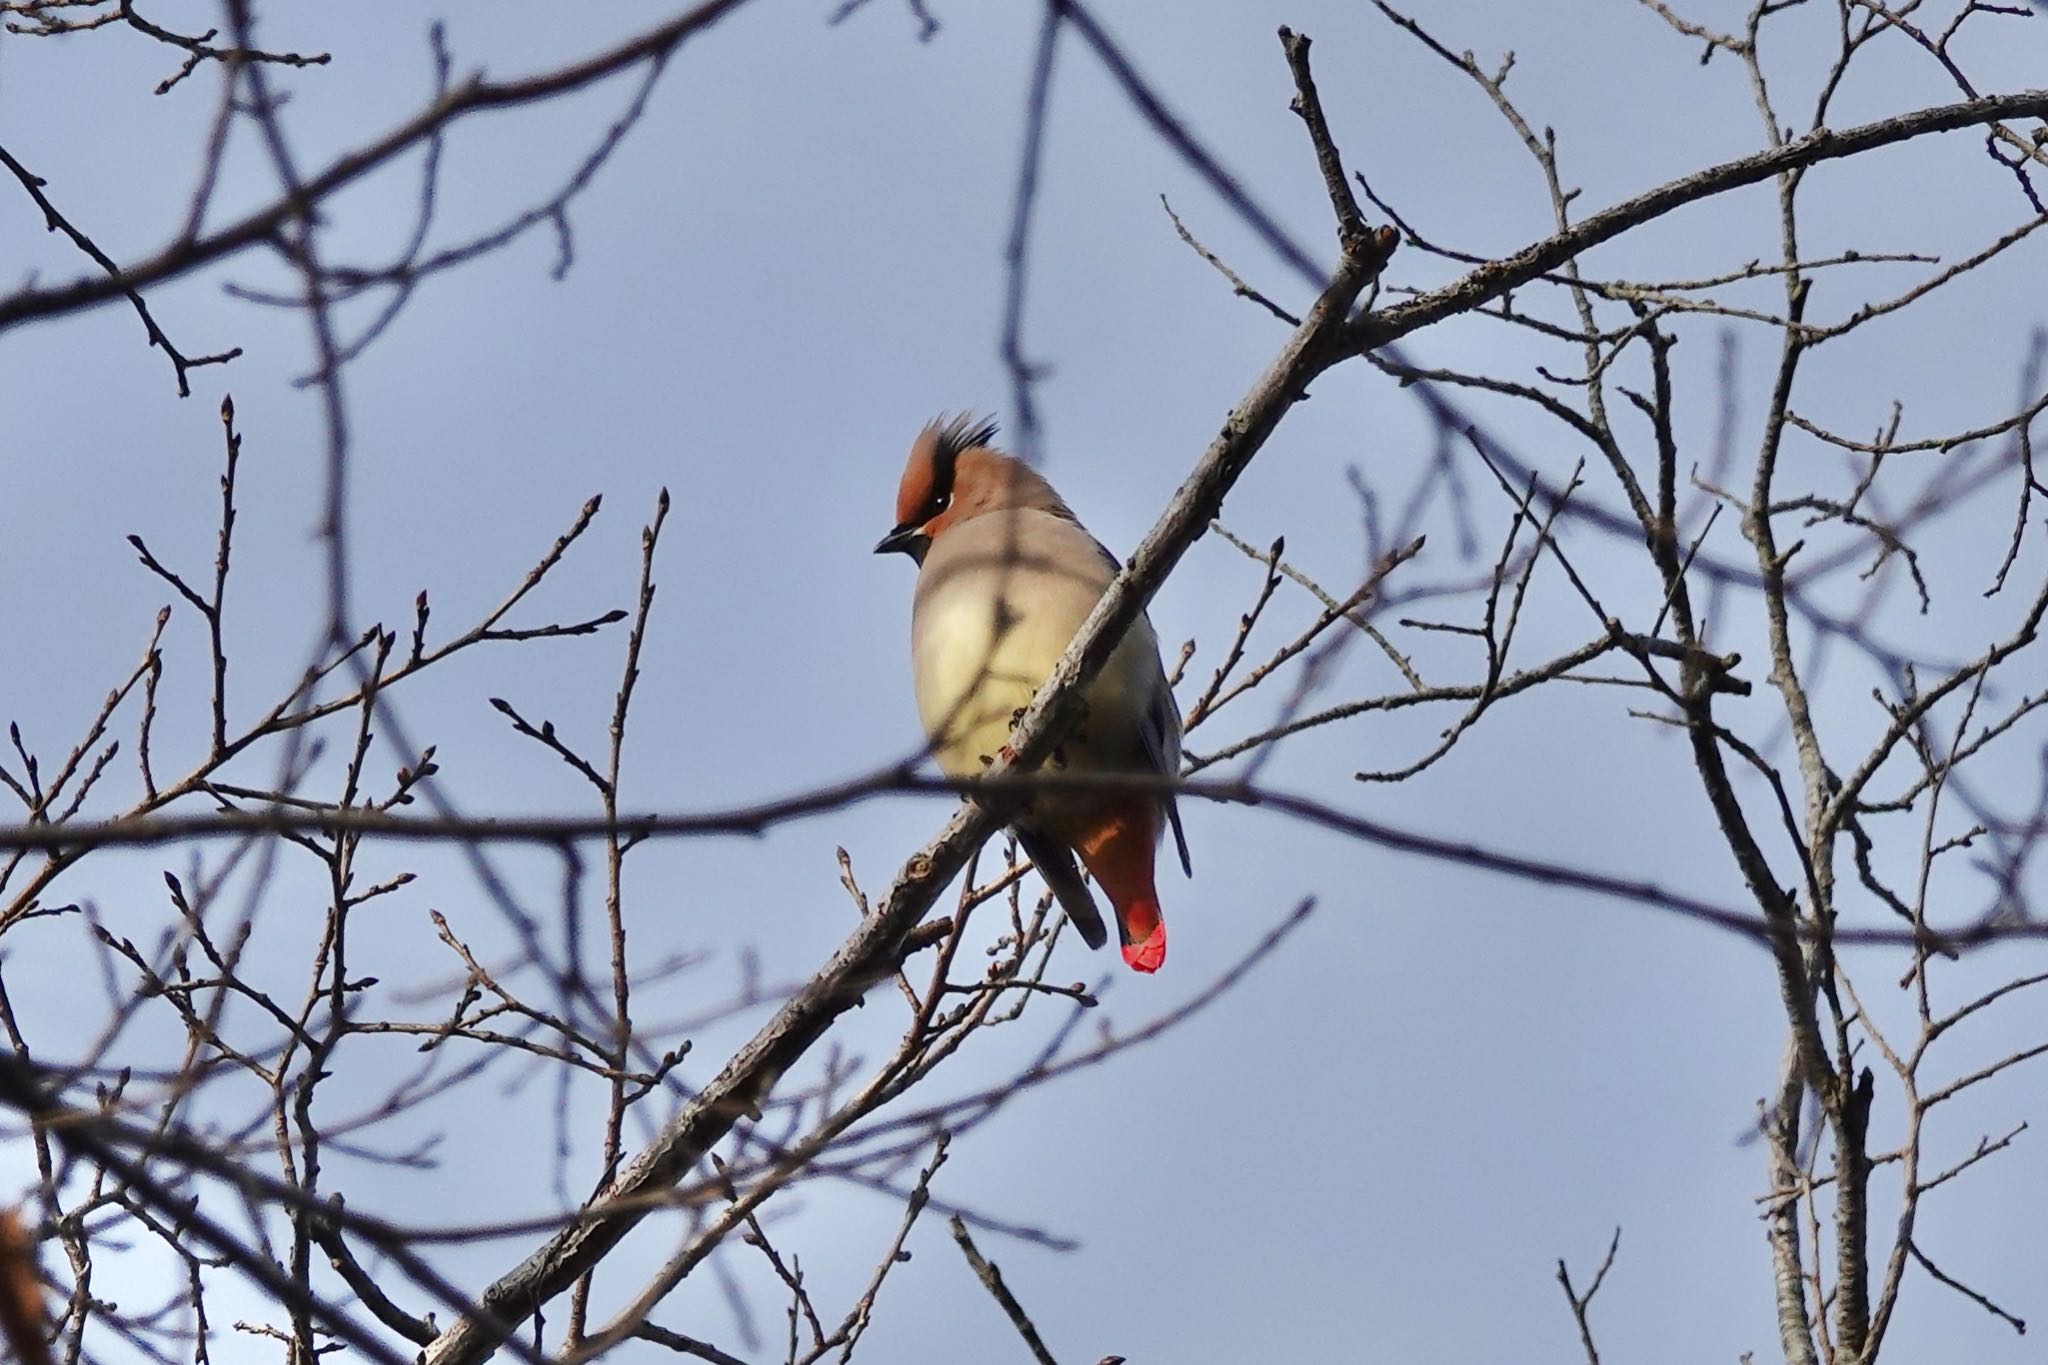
[930,493,951,515]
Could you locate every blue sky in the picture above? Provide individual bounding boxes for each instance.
[4,2,2046,1361]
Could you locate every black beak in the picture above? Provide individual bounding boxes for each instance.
[873,523,927,558]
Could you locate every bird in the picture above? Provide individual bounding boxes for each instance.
[875,414,1190,972]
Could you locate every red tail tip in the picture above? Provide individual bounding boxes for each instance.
[1121,930,1165,974]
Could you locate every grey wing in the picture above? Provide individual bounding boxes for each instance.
[1136,621,1193,879]
[1014,828,1109,950]
[1093,535,1191,878]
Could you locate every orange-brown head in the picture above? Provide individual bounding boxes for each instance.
[874,414,1074,563]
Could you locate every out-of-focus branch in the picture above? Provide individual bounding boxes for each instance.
[0,0,755,336]
[0,769,2035,954]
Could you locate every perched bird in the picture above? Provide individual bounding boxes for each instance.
[875,415,1190,972]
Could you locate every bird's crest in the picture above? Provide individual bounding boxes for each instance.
[923,412,1000,468]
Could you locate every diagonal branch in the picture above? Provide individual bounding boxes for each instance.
[0,0,756,336]
[419,41,1387,1363]
[950,1215,1063,1365]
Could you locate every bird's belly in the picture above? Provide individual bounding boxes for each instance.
[913,590,1151,782]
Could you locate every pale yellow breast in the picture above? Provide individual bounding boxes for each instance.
[910,509,1159,782]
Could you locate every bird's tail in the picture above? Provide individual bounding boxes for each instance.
[1075,811,1167,974]
[1115,895,1166,974]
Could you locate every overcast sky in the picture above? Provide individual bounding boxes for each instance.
[4,2,2046,1362]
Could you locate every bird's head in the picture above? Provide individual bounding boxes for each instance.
[874,414,1071,563]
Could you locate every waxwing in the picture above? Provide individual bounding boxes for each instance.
[875,415,1190,972]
